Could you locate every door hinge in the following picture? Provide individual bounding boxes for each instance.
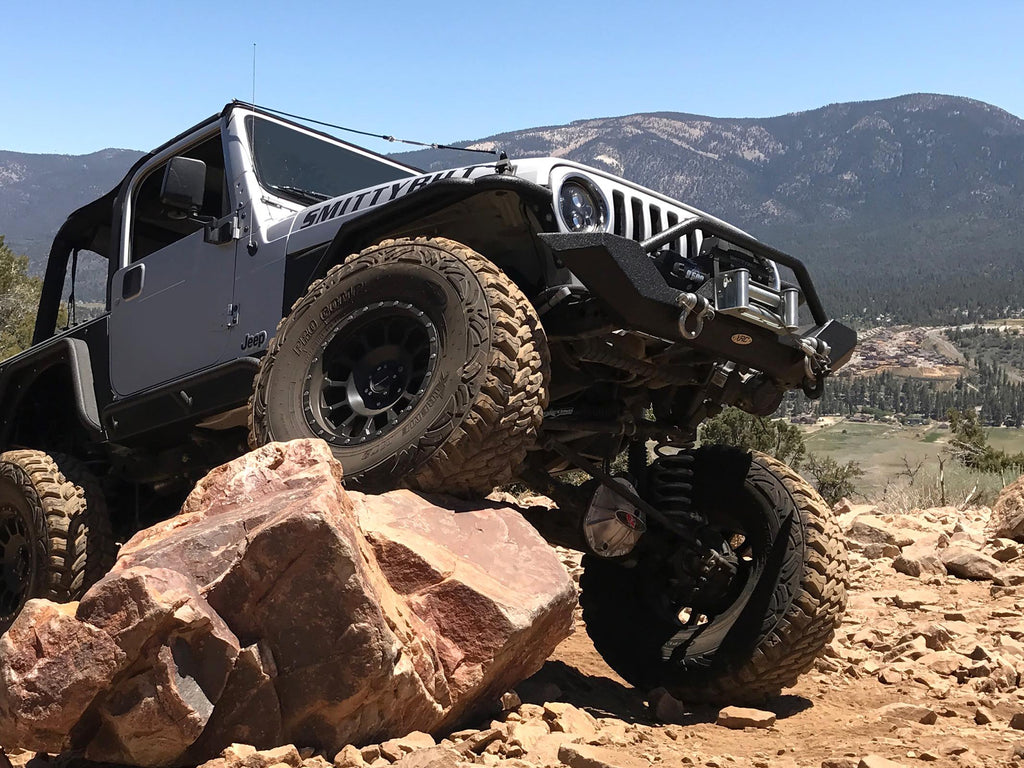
[205,213,241,245]
[225,304,239,328]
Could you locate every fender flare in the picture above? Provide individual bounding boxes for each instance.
[283,174,552,313]
[0,338,104,446]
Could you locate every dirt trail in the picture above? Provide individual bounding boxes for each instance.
[8,506,1024,768]
[523,518,1024,768]
[537,583,1020,768]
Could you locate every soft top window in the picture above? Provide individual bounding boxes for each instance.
[245,116,415,204]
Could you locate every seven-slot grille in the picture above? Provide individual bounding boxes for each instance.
[609,189,696,258]
[604,184,780,293]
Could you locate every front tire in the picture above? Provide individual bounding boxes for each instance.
[580,447,847,703]
[249,237,549,495]
[0,451,116,633]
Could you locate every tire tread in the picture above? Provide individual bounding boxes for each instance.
[0,450,116,616]
[248,237,549,495]
[579,447,848,703]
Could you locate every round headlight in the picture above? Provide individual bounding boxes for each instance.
[558,178,606,232]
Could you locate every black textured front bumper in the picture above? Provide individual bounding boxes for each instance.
[539,231,857,388]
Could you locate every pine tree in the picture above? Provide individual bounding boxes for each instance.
[0,236,42,359]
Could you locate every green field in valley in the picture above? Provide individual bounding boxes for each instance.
[802,419,1024,507]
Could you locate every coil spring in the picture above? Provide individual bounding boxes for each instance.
[646,450,704,526]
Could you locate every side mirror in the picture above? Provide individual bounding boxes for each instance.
[160,157,207,217]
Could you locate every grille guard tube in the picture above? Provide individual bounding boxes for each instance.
[639,215,829,326]
[539,231,857,387]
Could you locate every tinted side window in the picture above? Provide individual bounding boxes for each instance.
[131,134,228,262]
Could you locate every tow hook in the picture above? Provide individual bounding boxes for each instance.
[798,336,832,398]
[677,292,715,340]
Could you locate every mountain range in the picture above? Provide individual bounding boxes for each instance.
[0,148,144,260]
[2,93,1022,323]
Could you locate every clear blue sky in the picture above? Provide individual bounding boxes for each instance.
[4,0,1023,156]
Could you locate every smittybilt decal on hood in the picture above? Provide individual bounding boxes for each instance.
[297,166,491,231]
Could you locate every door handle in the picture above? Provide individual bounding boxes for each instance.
[122,264,145,300]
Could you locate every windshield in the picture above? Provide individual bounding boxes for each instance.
[245,115,417,204]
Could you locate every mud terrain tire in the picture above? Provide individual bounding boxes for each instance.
[0,450,116,632]
[249,237,549,495]
[580,447,847,703]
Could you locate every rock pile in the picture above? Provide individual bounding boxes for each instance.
[0,440,576,767]
[834,498,1024,586]
[6,695,679,768]
[824,497,1024,704]
[988,473,1024,541]
[10,458,1024,768]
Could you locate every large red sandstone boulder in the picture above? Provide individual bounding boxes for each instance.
[78,567,243,765]
[0,600,126,753]
[0,440,575,767]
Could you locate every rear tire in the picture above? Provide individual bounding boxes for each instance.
[580,447,847,703]
[249,237,549,495]
[0,450,116,633]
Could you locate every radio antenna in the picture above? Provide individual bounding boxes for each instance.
[248,43,257,253]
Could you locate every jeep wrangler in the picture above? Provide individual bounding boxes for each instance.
[0,101,855,701]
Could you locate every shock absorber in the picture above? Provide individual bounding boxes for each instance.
[647,446,739,613]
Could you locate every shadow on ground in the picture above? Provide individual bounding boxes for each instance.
[518,660,815,726]
[519,660,654,723]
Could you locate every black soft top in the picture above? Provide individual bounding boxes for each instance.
[53,186,121,259]
[52,109,227,259]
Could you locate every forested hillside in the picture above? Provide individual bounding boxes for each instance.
[395,94,1024,324]
[786,325,1024,428]
[0,148,143,270]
